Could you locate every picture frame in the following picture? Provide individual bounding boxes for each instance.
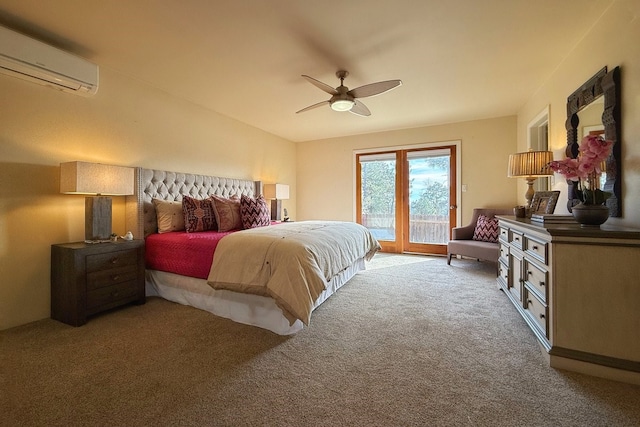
[531,191,560,214]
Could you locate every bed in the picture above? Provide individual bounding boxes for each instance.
[125,168,380,334]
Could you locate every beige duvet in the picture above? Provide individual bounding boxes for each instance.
[207,221,380,325]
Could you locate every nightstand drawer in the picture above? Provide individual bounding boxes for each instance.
[87,266,138,290]
[86,248,138,273]
[87,281,140,311]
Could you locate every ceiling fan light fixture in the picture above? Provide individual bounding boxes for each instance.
[330,99,354,112]
[297,71,400,116]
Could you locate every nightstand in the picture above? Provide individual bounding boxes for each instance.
[51,239,145,326]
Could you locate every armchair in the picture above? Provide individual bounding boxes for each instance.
[447,208,512,265]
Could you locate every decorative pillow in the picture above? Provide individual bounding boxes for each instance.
[153,199,185,233]
[182,196,217,233]
[472,214,499,243]
[211,195,242,232]
[240,195,271,229]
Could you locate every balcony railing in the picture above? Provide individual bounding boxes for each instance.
[362,213,450,244]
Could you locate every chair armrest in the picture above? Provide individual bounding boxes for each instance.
[451,224,476,240]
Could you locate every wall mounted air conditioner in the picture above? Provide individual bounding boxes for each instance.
[0,25,98,96]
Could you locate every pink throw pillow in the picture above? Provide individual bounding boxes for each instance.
[211,195,242,232]
[240,195,271,229]
[472,214,499,243]
[182,196,217,233]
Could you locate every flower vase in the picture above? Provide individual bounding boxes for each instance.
[571,203,609,227]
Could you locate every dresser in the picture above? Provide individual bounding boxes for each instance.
[497,216,640,383]
[51,239,145,326]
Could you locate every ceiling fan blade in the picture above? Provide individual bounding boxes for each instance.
[348,80,402,98]
[296,100,330,114]
[349,100,371,117]
[302,75,338,95]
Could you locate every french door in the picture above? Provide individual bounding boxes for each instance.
[356,145,457,255]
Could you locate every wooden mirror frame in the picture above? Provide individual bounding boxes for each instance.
[565,66,621,216]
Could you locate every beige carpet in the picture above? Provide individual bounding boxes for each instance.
[1,254,639,426]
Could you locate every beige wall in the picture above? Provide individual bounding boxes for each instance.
[296,116,518,226]
[0,67,296,330]
[517,0,640,227]
[4,0,638,331]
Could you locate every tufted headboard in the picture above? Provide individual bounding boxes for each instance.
[125,167,262,238]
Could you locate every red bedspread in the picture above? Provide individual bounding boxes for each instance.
[145,231,235,279]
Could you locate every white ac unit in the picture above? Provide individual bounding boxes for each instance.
[0,25,98,96]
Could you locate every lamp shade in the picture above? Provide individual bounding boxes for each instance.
[263,183,290,200]
[60,161,134,195]
[507,151,554,178]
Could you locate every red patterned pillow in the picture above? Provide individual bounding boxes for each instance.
[240,195,271,229]
[472,214,499,243]
[211,195,242,232]
[182,196,217,233]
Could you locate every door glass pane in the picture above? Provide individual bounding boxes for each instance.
[408,151,450,244]
[360,154,396,241]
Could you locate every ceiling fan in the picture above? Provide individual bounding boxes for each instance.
[296,70,402,116]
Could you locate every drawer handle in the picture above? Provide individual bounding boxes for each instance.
[532,245,538,250]
[514,237,520,241]
[111,291,120,298]
[539,314,545,319]
[110,257,119,264]
[528,271,532,275]
[112,275,120,281]
[527,299,532,305]
[539,281,545,287]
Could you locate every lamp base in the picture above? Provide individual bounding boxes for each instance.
[525,178,536,209]
[85,196,112,240]
[270,199,282,221]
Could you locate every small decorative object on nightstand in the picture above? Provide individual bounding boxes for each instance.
[51,239,145,326]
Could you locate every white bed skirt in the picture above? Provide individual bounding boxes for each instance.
[145,258,366,335]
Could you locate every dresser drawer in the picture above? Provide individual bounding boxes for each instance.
[510,230,523,249]
[87,281,140,311]
[86,248,138,273]
[498,259,509,289]
[499,227,509,243]
[525,236,548,265]
[499,242,510,264]
[524,290,548,337]
[87,266,139,290]
[524,259,548,302]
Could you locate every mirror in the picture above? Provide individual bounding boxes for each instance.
[565,66,621,216]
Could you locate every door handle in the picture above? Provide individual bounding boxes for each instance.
[449,205,457,209]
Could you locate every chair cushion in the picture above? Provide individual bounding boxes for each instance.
[472,214,499,243]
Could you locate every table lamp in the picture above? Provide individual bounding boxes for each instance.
[507,150,554,208]
[263,183,289,221]
[60,161,134,240]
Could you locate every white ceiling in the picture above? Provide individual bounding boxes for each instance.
[0,0,613,142]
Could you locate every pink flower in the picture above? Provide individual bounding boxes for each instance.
[547,135,614,205]
[547,158,584,181]
[579,135,613,168]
